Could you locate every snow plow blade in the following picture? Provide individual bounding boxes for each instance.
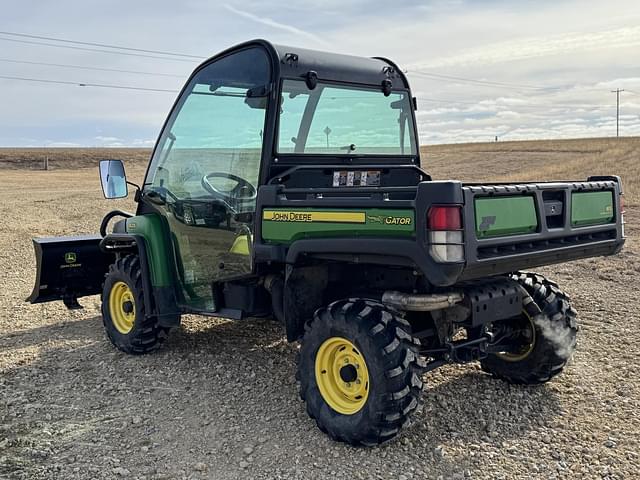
[27,234,114,309]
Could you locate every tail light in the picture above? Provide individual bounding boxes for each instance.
[427,205,464,263]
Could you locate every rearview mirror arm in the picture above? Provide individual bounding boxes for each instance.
[127,181,142,202]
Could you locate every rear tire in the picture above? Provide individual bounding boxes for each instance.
[481,272,578,384]
[102,254,169,355]
[297,298,425,445]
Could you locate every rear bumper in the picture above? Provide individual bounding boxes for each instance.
[460,237,624,280]
[270,237,466,287]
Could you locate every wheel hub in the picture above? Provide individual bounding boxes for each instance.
[339,364,358,383]
[315,337,370,415]
[122,301,134,314]
[494,311,536,362]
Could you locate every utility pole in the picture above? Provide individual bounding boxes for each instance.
[611,89,624,137]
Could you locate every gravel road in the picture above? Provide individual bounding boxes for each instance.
[1,168,639,479]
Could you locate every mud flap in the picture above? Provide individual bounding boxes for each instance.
[27,234,115,309]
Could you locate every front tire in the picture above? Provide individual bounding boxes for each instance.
[297,299,424,445]
[481,272,578,384]
[102,254,169,355]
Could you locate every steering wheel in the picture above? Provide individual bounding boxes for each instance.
[201,172,257,204]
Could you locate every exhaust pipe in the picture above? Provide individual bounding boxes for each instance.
[382,290,464,311]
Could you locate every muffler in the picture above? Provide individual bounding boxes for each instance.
[382,290,464,311]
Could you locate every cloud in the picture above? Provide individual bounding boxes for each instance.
[410,72,640,145]
[131,138,156,147]
[47,141,82,147]
[95,136,120,143]
[410,25,640,70]
[223,4,328,47]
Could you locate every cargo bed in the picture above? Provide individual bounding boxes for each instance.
[254,172,624,287]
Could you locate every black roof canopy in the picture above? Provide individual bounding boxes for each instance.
[271,43,410,89]
[196,39,411,90]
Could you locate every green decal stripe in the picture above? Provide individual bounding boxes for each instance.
[125,214,174,287]
[475,196,538,238]
[262,208,415,243]
[571,191,614,226]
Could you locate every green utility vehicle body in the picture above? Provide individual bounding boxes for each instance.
[27,37,625,329]
[123,214,174,287]
[27,39,625,317]
[27,39,625,445]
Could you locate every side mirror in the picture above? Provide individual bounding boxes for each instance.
[99,159,128,199]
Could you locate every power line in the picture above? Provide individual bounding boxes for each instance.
[0,74,178,93]
[416,96,607,110]
[0,30,583,94]
[408,69,563,91]
[0,30,203,58]
[3,29,629,110]
[0,36,197,62]
[0,58,184,78]
[0,68,621,113]
[416,96,481,105]
[1,30,614,101]
[0,74,610,109]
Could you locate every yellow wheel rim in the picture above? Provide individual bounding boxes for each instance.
[315,337,370,415]
[496,311,536,362]
[109,281,136,334]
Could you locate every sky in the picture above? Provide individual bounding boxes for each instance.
[1,0,639,147]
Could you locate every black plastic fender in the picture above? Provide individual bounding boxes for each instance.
[100,233,181,327]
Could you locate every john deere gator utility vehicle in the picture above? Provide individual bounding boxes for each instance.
[28,40,625,445]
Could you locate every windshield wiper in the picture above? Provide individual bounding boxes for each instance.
[193,90,246,98]
[194,84,270,98]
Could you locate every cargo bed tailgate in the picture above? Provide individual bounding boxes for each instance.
[460,176,625,280]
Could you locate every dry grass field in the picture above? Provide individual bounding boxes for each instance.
[0,148,151,171]
[0,137,639,479]
[3,136,638,203]
[425,137,640,205]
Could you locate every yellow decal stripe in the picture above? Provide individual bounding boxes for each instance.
[263,210,366,223]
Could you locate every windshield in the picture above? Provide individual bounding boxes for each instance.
[278,79,417,156]
[144,47,269,209]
